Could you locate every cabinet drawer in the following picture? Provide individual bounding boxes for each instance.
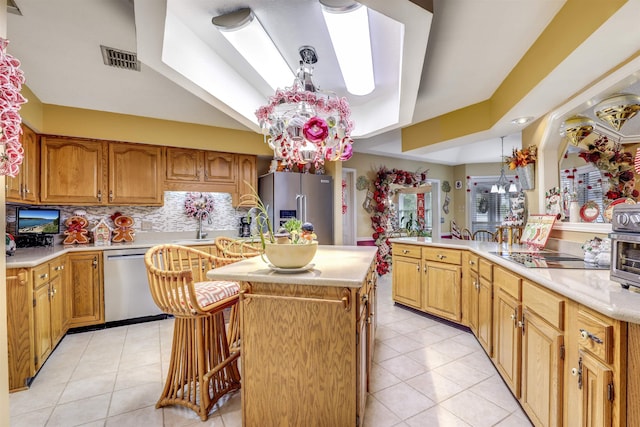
[422,247,461,265]
[523,281,564,330]
[577,308,613,364]
[479,259,492,280]
[49,259,65,280]
[393,244,421,259]
[494,267,520,299]
[467,253,479,272]
[33,264,50,288]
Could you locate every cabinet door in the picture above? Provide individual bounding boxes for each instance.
[33,283,52,370]
[41,137,105,204]
[203,151,236,183]
[68,252,104,327]
[493,286,521,398]
[357,306,368,423]
[237,154,257,197]
[7,124,38,202]
[108,142,163,205]
[468,270,479,335]
[578,350,613,427]
[477,276,493,356]
[424,262,461,322]
[521,310,564,427]
[49,274,66,347]
[6,268,33,391]
[165,147,201,182]
[392,256,421,308]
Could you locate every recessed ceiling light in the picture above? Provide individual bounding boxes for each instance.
[511,116,534,125]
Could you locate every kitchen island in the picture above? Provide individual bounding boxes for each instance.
[207,246,378,427]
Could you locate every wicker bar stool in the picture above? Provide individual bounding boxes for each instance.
[215,236,261,258]
[145,244,242,420]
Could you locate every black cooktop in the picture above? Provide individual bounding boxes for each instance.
[489,251,609,270]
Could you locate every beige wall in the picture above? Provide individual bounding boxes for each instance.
[342,152,453,239]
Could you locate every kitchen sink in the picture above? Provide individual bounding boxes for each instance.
[172,238,216,244]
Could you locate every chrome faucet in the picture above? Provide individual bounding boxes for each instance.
[196,215,208,239]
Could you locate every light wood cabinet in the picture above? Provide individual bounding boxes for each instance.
[392,245,422,308]
[392,244,462,322]
[108,142,163,205]
[41,136,105,204]
[6,268,33,392]
[520,281,565,427]
[477,259,493,356]
[41,136,163,205]
[32,257,67,371]
[493,266,522,398]
[164,147,257,205]
[6,123,38,203]
[566,303,624,427]
[67,251,104,327]
[240,261,375,426]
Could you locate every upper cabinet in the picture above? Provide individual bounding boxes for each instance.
[165,147,257,205]
[41,136,163,206]
[6,124,39,203]
[108,142,163,205]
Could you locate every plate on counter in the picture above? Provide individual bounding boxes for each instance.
[267,263,315,273]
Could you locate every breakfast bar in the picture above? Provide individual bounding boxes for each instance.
[206,246,378,427]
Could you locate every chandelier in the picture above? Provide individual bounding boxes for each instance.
[255,46,354,172]
[491,136,517,194]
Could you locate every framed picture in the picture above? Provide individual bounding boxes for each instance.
[521,214,556,250]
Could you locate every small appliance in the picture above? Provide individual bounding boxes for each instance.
[239,216,251,238]
[609,203,640,289]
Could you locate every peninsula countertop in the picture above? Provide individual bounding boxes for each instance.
[391,236,640,324]
[206,245,378,288]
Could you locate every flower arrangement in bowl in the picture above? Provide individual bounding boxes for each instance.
[504,145,537,170]
[237,185,318,269]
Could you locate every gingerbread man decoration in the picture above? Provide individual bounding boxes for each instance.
[111,213,135,243]
[63,216,90,245]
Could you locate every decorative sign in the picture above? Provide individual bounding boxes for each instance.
[521,214,556,250]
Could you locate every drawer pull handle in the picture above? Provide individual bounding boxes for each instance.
[580,329,603,344]
[469,260,475,265]
[402,249,410,254]
[437,254,446,260]
[39,273,48,280]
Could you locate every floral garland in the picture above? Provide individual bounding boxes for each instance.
[578,136,637,203]
[370,167,429,275]
[505,145,537,170]
[184,192,215,220]
[0,37,27,177]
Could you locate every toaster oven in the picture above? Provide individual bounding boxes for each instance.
[609,203,640,289]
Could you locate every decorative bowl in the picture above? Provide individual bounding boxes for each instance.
[263,241,318,269]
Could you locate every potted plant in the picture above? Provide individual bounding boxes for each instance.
[238,185,318,269]
[505,145,537,190]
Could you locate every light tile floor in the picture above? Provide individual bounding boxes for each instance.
[9,274,532,426]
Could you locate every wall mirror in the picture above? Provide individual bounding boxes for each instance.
[557,79,640,224]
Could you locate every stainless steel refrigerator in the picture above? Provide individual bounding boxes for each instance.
[258,172,334,244]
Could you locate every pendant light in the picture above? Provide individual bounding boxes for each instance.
[491,136,516,194]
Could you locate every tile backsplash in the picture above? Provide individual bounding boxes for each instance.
[7,191,249,238]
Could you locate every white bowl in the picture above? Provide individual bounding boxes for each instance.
[264,241,318,269]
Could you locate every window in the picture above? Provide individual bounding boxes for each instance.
[560,165,604,222]
[469,177,512,233]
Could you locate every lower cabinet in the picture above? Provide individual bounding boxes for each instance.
[6,268,33,392]
[68,251,104,327]
[391,244,462,322]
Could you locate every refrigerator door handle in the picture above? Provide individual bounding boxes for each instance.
[296,194,304,221]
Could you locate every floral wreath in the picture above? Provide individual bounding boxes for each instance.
[184,192,215,220]
[0,37,27,177]
[370,167,429,275]
[578,136,637,203]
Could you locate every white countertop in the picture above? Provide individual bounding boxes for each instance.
[5,230,237,268]
[206,246,378,288]
[391,237,640,323]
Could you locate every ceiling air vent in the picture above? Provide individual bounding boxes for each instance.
[100,45,140,71]
[7,0,22,15]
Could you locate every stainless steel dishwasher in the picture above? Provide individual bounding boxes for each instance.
[103,247,163,323]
